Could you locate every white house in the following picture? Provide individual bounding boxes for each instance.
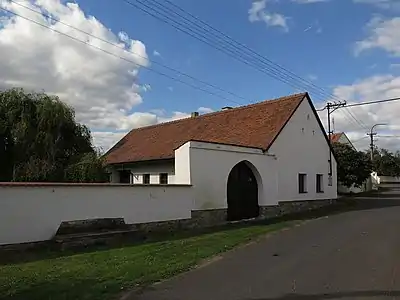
[105,92,338,223]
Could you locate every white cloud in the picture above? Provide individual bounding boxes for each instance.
[248,0,289,32]
[142,83,151,92]
[198,107,214,114]
[93,111,187,151]
[153,50,161,57]
[307,74,318,81]
[390,63,400,68]
[92,131,127,153]
[355,16,400,56]
[317,74,400,151]
[293,0,330,3]
[354,0,400,10]
[168,86,174,92]
[93,107,213,151]
[0,0,152,135]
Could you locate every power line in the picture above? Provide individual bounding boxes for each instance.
[6,0,249,105]
[164,0,340,99]
[339,109,368,130]
[377,135,400,138]
[352,136,369,143]
[345,97,400,108]
[119,0,342,102]
[147,0,338,101]
[317,96,400,110]
[121,0,368,129]
[341,96,400,130]
[120,0,312,96]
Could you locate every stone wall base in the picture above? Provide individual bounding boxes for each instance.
[189,198,337,228]
[126,208,228,233]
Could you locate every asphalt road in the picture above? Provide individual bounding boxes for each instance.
[133,193,400,300]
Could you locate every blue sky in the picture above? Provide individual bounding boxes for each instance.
[0,0,400,150]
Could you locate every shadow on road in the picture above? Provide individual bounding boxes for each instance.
[347,197,400,209]
[341,192,400,213]
[246,290,400,299]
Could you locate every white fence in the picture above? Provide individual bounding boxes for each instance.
[379,176,400,183]
[0,183,193,245]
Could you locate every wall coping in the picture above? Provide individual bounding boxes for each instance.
[0,182,192,187]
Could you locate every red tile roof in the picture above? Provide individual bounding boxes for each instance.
[330,133,343,143]
[105,93,307,165]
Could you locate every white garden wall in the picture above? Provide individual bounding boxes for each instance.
[0,183,192,245]
[379,176,400,183]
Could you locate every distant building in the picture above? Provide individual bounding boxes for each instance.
[330,132,356,150]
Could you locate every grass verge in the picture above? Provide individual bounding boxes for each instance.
[0,221,298,300]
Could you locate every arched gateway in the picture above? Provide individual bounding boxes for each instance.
[227,161,259,221]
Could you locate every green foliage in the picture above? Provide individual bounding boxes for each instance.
[65,152,108,183]
[0,88,106,182]
[370,148,400,177]
[332,143,372,188]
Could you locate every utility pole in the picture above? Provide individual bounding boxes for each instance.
[367,123,386,163]
[327,101,346,183]
[367,132,377,162]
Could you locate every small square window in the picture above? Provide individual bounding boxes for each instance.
[316,174,324,193]
[298,173,307,194]
[143,174,150,184]
[159,173,168,184]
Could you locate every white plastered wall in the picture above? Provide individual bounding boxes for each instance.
[268,97,338,201]
[175,141,279,210]
[0,184,192,245]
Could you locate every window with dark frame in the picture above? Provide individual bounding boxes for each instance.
[298,173,307,194]
[316,174,324,193]
[143,174,150,184]
[159,173,168,184]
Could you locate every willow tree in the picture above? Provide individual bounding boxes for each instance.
[0,88,105,182]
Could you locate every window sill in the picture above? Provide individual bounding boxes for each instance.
[299,191,308,194]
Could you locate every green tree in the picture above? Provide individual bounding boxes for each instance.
[0,88,106,182]
[370,148,400,176]
[65,151,108,183]
[332,143,372,188]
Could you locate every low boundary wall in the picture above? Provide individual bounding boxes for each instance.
[0,183,193,245]
[0,183,338,247]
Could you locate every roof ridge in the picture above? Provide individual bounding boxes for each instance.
[127,92,307,134]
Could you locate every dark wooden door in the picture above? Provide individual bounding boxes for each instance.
[119,170,131,184]
[227,162,259,221]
